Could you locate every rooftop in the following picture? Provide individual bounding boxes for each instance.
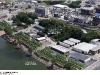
[91,46,100,51]
[70,15,85,20]
[59,42,70,47]
[91,39,100,42]
[34,25,44,30]
[69,52,90,61]
[63,40,75,46]
[68,38,80,43]
[73,42,97,53]
[53,4,68,9]
[35,6,48,10]
[37,37,46,41]
[50,45,69,53]
[82,7,94,10]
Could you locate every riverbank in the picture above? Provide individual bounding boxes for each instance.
[3,34,64,70]
[0,37,48,70]
[0,30,5,36]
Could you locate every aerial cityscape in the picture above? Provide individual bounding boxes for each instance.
[0,0,100,70]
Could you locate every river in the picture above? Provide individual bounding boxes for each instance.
[0,37,48,70]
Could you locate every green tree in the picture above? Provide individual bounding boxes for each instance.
[37,32,45,37]
[68,1,81,8]
[4,25,13,36]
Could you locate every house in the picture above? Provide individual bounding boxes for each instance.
[64,14,86,23]
[81,6,95,15]
[85,0,100,5]
[96,5,100,13]
[35,6,49,17]
[93,13,100,25]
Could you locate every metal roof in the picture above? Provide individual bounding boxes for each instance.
[91,39,100,42]
[34,25,44,30]
[73,42,97,53]
[90,46,100,51]
[63,40,75,46]
[68,38,80,43]
[50,45,69,53]
[69,52,90,61]
[59,42,70,48]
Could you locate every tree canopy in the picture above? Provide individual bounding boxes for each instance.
[39,18,100,42]
[12,12,38,28]
[39,18,67,27]
[67,1,81,8]
[38,1,65,5]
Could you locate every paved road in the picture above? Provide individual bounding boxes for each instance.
[45,35,57,46]
[84,59,100,70]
